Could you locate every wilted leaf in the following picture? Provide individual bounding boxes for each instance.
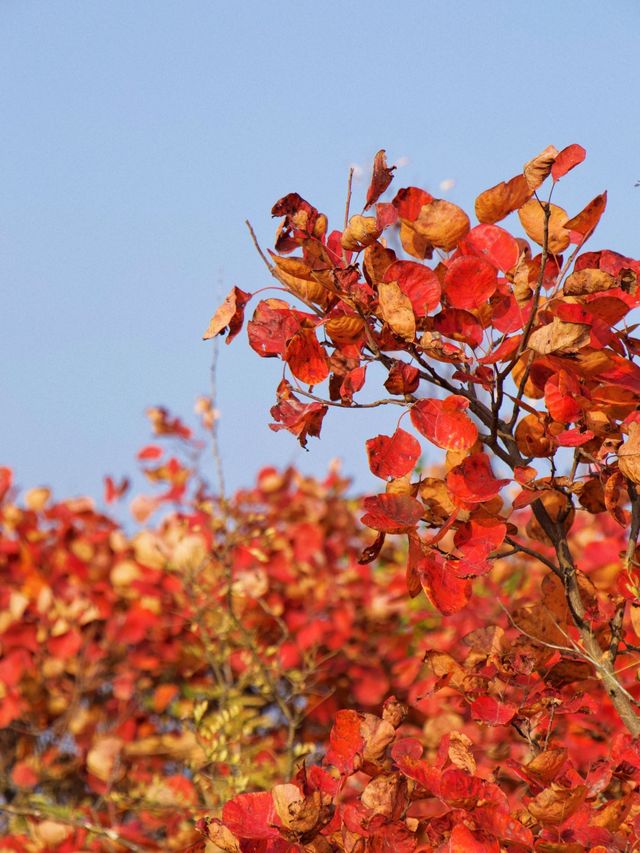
[365,150,396,209]
[524,145,559,191]
[270,379,328,447]
[342,215,382,251]
[203,286,252,343]
[619,422,640,484]
[378,280,416,341]
[271,254,331,306]
[563,268,616,296]
[527,784,587,826]
[528,317,590,355]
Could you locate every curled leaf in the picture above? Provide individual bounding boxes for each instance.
[203,286,252,343]
[378,280,416,341]
[365,149,396,209]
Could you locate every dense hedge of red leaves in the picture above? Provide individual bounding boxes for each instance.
[3,413,640,849]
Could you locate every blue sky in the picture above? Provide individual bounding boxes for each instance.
[3,0,640,503]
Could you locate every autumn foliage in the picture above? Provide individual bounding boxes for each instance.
[4,143,640,851]
[200,144,640,851]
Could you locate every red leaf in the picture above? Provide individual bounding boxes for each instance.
[365,149,396,209]
[270,380,328,448]
[458,223,520,272]
[449,824,500,853]
[104,476,129,504]
[451,521,506,577]
[444,256,498,309]
[446,453,510,504]
[383,260,441,315]
[551,144,586,181]
[326,710,364,774]
[434,308,483,348]
[137,445,163,460]
[471,695,518,726]
[384,361,420,395]
[554,428,594,447]
[247,298,303,358]
[11,761,38,789]
[284,329,329,385]
[410,396,478,451]
[565,191,607,242]
[202,286,252,344]
[366,428,421,480]
[419,554,471,614]
[48,630,83,661]
[544,371,582,423]
[361,494,424,532]
[222,791,279,840]
[392,186,433,221]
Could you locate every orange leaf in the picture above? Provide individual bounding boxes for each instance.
[518,200,570,253]
[565,191,607,241]
[413,198,470,252]
[284,329,329,385]
[475,173,532,224]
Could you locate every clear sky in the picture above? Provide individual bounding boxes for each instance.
[3,0,640,504]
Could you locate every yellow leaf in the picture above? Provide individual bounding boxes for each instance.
[341,215,381,251]
[271,255,331,306]
[527,317,590,355]
[413,199,469,251]
[619,422,640,485]
[87,736,124,782]
[377,281,416,341]
[563,268,616,296]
